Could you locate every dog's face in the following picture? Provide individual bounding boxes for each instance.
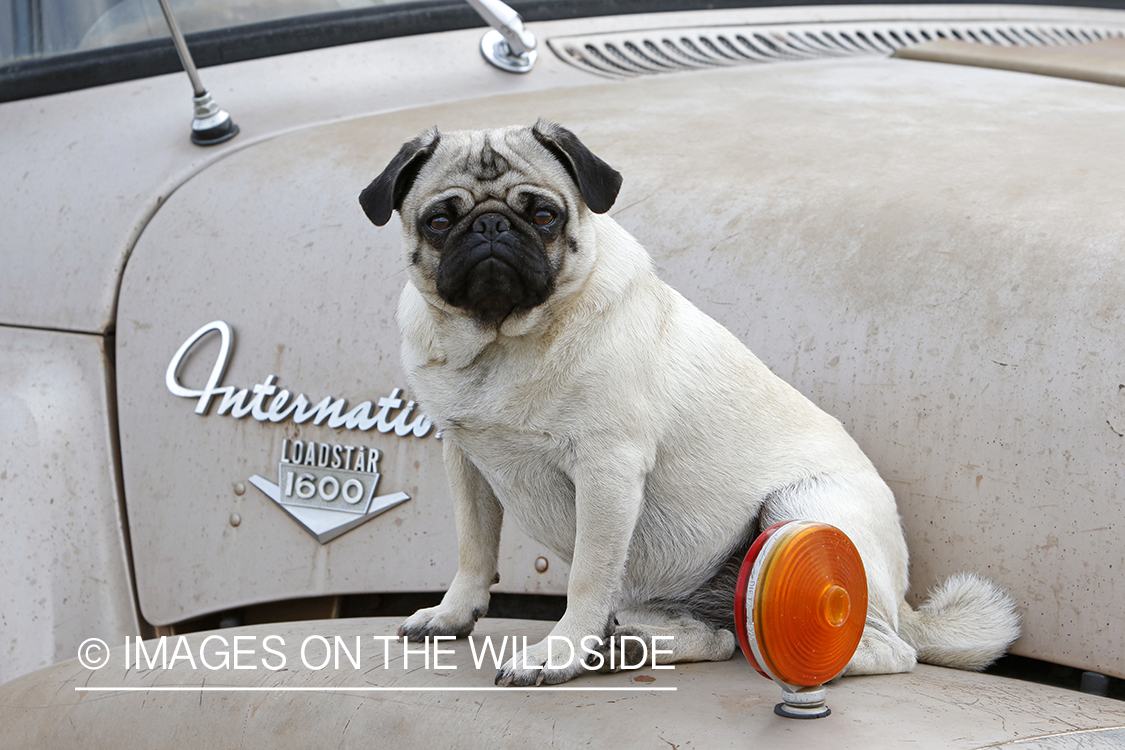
[359,122,623,328]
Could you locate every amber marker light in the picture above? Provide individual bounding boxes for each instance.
[734,520,868,719]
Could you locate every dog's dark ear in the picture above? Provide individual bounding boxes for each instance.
[359,128,441,226]
[532,120,622,214]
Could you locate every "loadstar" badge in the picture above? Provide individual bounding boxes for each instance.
[165,321,422,543]
[249,439,409,543]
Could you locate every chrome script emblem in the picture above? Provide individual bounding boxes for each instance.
[166,320,435,438]
[250,439,409,543]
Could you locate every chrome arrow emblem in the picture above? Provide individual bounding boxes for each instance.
[249,440,410,543]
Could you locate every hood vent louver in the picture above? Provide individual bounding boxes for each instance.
[548,21,1125,78]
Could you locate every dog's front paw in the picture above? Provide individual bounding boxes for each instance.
[494,637,591,686]
[398,602,484,641]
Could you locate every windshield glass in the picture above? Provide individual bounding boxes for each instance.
[0,0,406,65]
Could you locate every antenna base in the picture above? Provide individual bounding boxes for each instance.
[191,91,239,146]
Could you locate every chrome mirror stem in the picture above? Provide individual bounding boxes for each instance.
[156,0,239,146]
[465,0,538,73]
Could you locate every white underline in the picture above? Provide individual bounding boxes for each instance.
[75,686,676,693]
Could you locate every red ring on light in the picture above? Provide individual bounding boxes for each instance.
[735,521,867,687]
[734,521,786,679]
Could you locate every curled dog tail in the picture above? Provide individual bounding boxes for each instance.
[897,572,1021,671]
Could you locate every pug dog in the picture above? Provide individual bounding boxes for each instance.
[358,122,1020,686]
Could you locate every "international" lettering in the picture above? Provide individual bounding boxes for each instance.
[165,321,433,438]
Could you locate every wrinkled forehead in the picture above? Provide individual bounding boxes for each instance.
[413,127,572,201]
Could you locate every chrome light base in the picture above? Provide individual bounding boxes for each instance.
[480,29,537,74]
[774,685,831,719]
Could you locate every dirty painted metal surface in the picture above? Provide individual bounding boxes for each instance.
[115,54,1125,677]
[895,37,1125,88]
[997,727,1125,750]
[1,618,1123,750]
[0,22,584,334]
[0,327,139,685]
[3,4,1122,333]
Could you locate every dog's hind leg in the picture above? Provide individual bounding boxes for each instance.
[840,617,918,676]
[599,607,736,670]
[593,519,752,669]
[759,471,918,676]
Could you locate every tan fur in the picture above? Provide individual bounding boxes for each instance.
[375,125,1020,686]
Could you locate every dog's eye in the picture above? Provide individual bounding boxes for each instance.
[533,209,556,227]
[428,215,452,232]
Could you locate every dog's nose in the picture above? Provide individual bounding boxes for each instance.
[472,213,510,240]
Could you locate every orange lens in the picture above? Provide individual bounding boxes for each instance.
[742,521,867,687]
